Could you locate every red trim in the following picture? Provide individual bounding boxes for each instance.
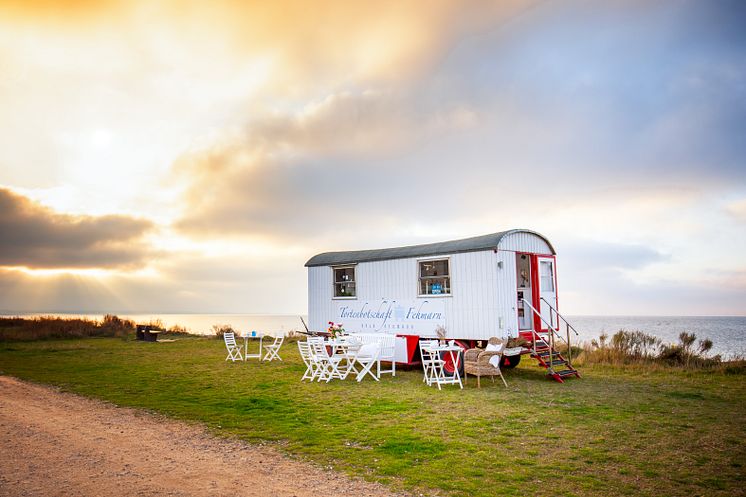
[530,255,542,331]
[516,252,533,332]
[534,255,558,331]
[397,334,421,363]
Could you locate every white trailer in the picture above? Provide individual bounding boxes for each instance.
[306,229,573,376]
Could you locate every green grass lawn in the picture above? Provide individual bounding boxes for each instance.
[1,336,744,497]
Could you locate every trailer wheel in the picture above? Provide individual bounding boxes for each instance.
[441,340,468,378]
[502,354,521,369]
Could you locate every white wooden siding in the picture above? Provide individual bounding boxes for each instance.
[308,231,554,340]
[498,232,553,255]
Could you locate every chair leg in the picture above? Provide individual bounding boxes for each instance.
[477,376,481,389]
[500,371,508,388]
[357,359,379,382]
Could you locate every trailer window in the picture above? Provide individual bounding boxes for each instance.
[540,260,554,292]
[419,259,450,296]
[517,254,530,288]
[333,266,356,298]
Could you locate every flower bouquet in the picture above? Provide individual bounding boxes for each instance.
[327,321,345,338]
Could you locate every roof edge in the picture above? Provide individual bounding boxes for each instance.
[305,229,555,267]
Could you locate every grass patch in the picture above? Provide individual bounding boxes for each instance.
[0,337,744,496]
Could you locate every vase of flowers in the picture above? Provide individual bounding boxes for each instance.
[327,322,345,339]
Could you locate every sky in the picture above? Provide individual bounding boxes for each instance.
[0,0,745,316]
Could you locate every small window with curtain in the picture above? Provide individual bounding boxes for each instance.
[333,266,356,298]
[419,258,450,296]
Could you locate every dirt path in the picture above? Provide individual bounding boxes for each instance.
[0,376,410,497]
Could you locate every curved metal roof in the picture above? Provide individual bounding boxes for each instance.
[305,229,555,267]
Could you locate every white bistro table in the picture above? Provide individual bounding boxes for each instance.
[240,331,264,361]
[324,339,359,380]
[423,344,464,389]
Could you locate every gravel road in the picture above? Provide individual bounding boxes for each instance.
[0,376,410,496]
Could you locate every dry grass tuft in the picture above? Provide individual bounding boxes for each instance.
[0,314,135,341]
[211,324,236,339]
[574,329,736,370]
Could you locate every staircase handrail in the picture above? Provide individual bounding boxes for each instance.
[519,298,558,333]
[522,298,568,346]
[538,297,577,367]
[520,298,575,369]
[520,298,561,371]
[540,297,580,337]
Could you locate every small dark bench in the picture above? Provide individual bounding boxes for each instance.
[136,325,162,342]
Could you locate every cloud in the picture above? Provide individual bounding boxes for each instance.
[170,88,482,241]
[0,251,308,314]
[0,188,154,269]
[560,241,670,272]
[726,198,746,222]
[167,0,746,249]
[561,268,746,316]
[1,0,744,316]
[250,90,479,157]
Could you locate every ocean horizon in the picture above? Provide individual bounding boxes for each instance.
[3,312,744,358]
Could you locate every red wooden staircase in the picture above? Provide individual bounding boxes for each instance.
[527,332,580,383]
[519,297,582,383]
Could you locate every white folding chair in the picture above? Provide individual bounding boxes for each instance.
[337,336,361,376]
[298,341,317,381]
[355,342,380,382]
[224,332,243,362]
[263,336,284,361]
[376,334,396,377]
[419,340,445,389]
[310,341,346,382]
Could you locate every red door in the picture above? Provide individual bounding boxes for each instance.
[531,255,558,332]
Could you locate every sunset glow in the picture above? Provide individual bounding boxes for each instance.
[1,0,744,315]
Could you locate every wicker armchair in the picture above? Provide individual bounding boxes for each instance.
[464,337,508,388]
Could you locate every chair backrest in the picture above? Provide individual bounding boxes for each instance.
[224,332,237,348]
[485,337,506,354]
[310,341,330,360]
[419,339,440,362]
[377,335,395,360]
[357,342,380,359]
[297,341,312,365]
[270,336,284,347]
[307,336,324,344]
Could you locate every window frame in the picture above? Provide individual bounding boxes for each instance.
[417,257,452,298]
[331,264,357,299]
[539,259,555,292]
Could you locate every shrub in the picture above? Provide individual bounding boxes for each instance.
[577,330,661,365]
[577,329,724,370]
[211,324,235,339]
[657,332,721,367]
[0,315,135,341]
[164,324,194,336]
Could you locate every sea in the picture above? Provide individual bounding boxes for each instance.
[2,313,745,359]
